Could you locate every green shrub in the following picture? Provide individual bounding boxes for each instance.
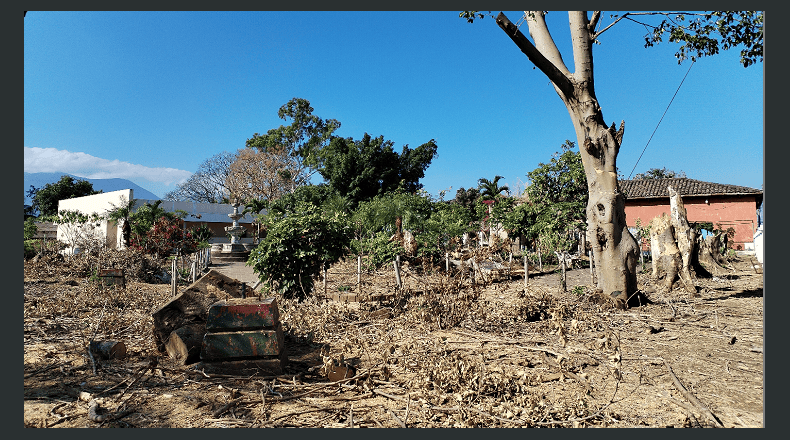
[352,231,403,271]
[248,202,352,301]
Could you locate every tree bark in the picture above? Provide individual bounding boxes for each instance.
[165,324,205,365]
[650,213,681,291]
[698,232,728,275]
[668,187,698,293]
[497,12,641,307]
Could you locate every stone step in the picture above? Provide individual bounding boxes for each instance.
[210,253,250,263]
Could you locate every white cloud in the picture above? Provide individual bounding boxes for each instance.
[24,147,192,186]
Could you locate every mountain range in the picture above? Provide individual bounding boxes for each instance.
[24,172,161,205]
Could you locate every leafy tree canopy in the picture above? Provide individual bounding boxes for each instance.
[633,167,687,180]
[317,133,438,208]
[245,98,341,187]
[478,175,509,201]
[30,175,101,217]
[524,140,588,252]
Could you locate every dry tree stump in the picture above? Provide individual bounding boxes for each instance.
[89,340,126,359]
[165,324,205,365]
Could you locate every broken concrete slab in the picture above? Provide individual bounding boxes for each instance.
[151,269,256,354]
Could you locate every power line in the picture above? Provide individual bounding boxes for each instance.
[626,59,695,180]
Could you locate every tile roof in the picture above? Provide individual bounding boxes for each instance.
[620,178,762,200]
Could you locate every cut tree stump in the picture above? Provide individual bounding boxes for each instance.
[165,324,205,365]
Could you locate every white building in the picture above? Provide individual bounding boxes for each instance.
[56,189,259,253]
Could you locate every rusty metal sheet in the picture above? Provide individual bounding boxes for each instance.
[201,324,284,361]
[205,298,279,332]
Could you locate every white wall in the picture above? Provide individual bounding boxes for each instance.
[754,224,764,264]
[57,189,133,252]
[55,190,261,252]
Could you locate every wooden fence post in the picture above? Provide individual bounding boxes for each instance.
[323,263,328,297]
[357,255,362,294]
[394,255,402,289]
[524,255,529,289]
[171,257,177,297]
[445,252,450,273]
[560,251,567,293]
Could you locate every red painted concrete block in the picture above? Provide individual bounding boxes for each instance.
[205,298,280,332]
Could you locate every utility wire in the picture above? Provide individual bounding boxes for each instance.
[627,59,695,180]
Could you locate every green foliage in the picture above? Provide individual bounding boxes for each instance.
[128,200,180,239]
[245,98,341,187]
[352,190,432,239]
[353,231,404,272]
[502,202,536,242]
[633,167,687,180]
[478,175,509,200]
[317,133,438,208]
[351,190,471,267]
[266,184,340,218]
[24,218,37,241]
[641,11,763,67]
[524,140,588,254]
[53,209,104,254]
[190,223,214,243]
[694,221,714,233]
[29,175,101,217]
[130,216,198,258]
[248,202,353,300]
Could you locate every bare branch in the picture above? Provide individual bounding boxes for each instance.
[588,11,601,33]
[495,12,573,98]
[592,12,708,40]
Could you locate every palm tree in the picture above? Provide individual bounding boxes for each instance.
[478,175,509,201]
[242,198,269,244]
[106,196,137,248]
[477,176,510,244]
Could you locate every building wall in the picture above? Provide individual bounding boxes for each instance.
[625,195,760,250]
[57,189,133,252]
[55,191,262,251]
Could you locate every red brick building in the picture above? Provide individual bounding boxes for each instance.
[620,178,763,251]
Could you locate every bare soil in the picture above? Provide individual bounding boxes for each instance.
[24,250,763,428]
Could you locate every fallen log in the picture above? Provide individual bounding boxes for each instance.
[165,324,205,365]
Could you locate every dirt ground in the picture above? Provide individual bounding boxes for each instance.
[23,251,763,428]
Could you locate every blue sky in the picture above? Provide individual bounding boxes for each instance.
[24,11,763,200]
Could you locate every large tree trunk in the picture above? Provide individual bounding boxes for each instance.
[698,231,729,274]
[497,12,642,308]
[650,213,683,291]
[668,187,699,294]
[650,187,712,294]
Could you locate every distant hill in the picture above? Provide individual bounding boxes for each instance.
[24,172,161,205]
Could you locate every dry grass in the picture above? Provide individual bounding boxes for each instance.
[24,250,763,428]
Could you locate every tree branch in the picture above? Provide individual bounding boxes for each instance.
[588,11,601,33]
[495,12,574,99]
[568,11,594,83]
